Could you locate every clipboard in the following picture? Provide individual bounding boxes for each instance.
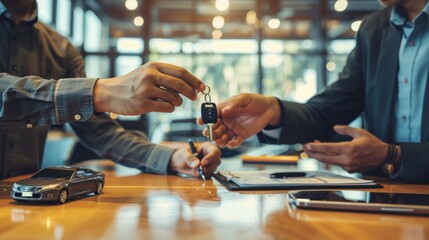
[214,170,381,191]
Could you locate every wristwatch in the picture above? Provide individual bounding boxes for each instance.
[381,162,396,175]
[381,144,399,176]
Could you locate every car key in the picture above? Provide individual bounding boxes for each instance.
[201,102,217,142]
[201,86,217,142]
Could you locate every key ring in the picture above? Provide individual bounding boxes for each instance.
[203,85,211,103]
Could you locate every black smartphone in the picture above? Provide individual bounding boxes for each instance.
[287,190,429,216]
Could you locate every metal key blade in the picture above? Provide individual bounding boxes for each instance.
[207,123,214,142]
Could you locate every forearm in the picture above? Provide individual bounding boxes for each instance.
[276,100,335,144]
[0,73,96,127]
[69,115,175,174]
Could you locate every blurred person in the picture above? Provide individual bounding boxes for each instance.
[199,0,429,183]
[0,0,221,179]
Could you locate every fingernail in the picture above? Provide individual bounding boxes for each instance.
[191,160,199,168]
[199,84,205,92]
[306,144,312,150]
[223,106,231,113]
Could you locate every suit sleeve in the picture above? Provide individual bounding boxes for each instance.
[259,34,365,144]
[399,143,429,183]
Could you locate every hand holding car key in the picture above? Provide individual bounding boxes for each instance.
[201,86,217,142]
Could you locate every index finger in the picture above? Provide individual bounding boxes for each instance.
[156,62,205,92]
[219,94,252,116]
[305,142,350,154]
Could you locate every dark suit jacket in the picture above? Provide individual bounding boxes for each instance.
[263,7,429,183]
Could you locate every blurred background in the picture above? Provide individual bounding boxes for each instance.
[39,0,382,163]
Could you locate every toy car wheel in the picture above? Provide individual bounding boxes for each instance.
[58,189,68,204]
[94,182,103,195]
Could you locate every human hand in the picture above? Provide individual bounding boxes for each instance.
[93,62,205,115]
[303,125,388,173]
[168,142,221,178]
[197,93,282,148]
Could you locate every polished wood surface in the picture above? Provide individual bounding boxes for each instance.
[1,160,429,240]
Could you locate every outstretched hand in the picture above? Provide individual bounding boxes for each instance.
[303,125,390,173]
[197,93,282,148]
[93,62,206,115]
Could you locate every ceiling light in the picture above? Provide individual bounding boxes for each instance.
[125,0,138,10]
[351,20,361,32]
[212,15,225,29]
[334,0,348,12]
[268,18,280,29]
[134,16,144,27]
[212,29,223,39]
[215,0,229,12]
[246,11,257,25]
[326,61,337,71]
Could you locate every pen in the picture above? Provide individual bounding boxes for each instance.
[269,171,315,178]
[188,139,206,181]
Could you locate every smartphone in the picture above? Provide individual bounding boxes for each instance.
[287,190,429,216]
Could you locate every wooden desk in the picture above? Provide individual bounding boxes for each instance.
[0,160,428,240]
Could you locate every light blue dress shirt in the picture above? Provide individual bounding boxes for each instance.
[392,3,429,143]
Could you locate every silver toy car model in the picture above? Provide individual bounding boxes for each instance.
[11,166,105,204]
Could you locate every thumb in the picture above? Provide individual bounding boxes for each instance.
[196,117,204,125]
[333,125,361,138]
[221,94,250,116]
[186,154,200,169]
[221,103,239,116]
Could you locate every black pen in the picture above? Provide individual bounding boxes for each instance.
[188,139,206,181]
[269,171,315,178]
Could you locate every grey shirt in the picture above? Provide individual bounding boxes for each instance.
[0,1,174,179]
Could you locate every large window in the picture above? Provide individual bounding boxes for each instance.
[83,10,109,78]
[327,39,356,85]
[56,0,71,37]
[85,56,109,79]
[72,6,84,47]
[84,11,108,52]
[38,0,53,25]
[115,56,142,76]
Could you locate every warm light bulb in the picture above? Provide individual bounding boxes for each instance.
[334,0,348,12]
[125,0,138,10]
[268,18,280,29]
[246,11,257,25]
[351,20,361,32]
[326,61,336,71]
[134,16,144,26]
[212,15,225,29]
[212,29,223,39]
[215,0,229,11]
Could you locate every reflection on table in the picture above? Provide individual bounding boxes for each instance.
[0,160,429,240]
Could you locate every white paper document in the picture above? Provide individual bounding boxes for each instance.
[215,170,378,190]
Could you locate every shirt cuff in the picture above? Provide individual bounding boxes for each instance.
[54,78,97,124]
[142,145,176,175]
[262,127,283,140]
